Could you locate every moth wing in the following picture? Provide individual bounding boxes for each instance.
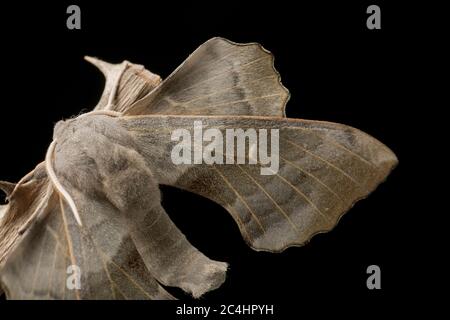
[0,167,48,268]
[85,57,162,113]
[120,115,397,252]
[0,181,174,300]
[125,37,289,117]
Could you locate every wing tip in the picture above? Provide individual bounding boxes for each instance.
[246,136,398,254]
[249,155,397,254]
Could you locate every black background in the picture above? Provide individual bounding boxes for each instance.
[0,0,429,316]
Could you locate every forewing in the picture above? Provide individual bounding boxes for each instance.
[120,115,398,252]
[125,37,289,117]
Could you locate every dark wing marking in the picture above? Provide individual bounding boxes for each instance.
[126,37,289,117]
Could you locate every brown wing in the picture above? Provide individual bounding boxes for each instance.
[0,164,48,268]
[120,115,397,252]
[85,57,162,113]
[125,37,289,117]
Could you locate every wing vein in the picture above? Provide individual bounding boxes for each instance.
[287,127,377,168]
[46,241,59,299]
[212,166,265,233]
[29,231,47,299]
[267,168,333,224]
[237,165,300,235]
[75,216,129,299]
[281,137,363,188]
[181,75,278,106]
[280,156,345,203]
[109,259,154,299]
[213,190,254,243]
[46,224,70,299]
[165,50,269,97]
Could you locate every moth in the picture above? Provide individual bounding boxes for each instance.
[0,37,397,300]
